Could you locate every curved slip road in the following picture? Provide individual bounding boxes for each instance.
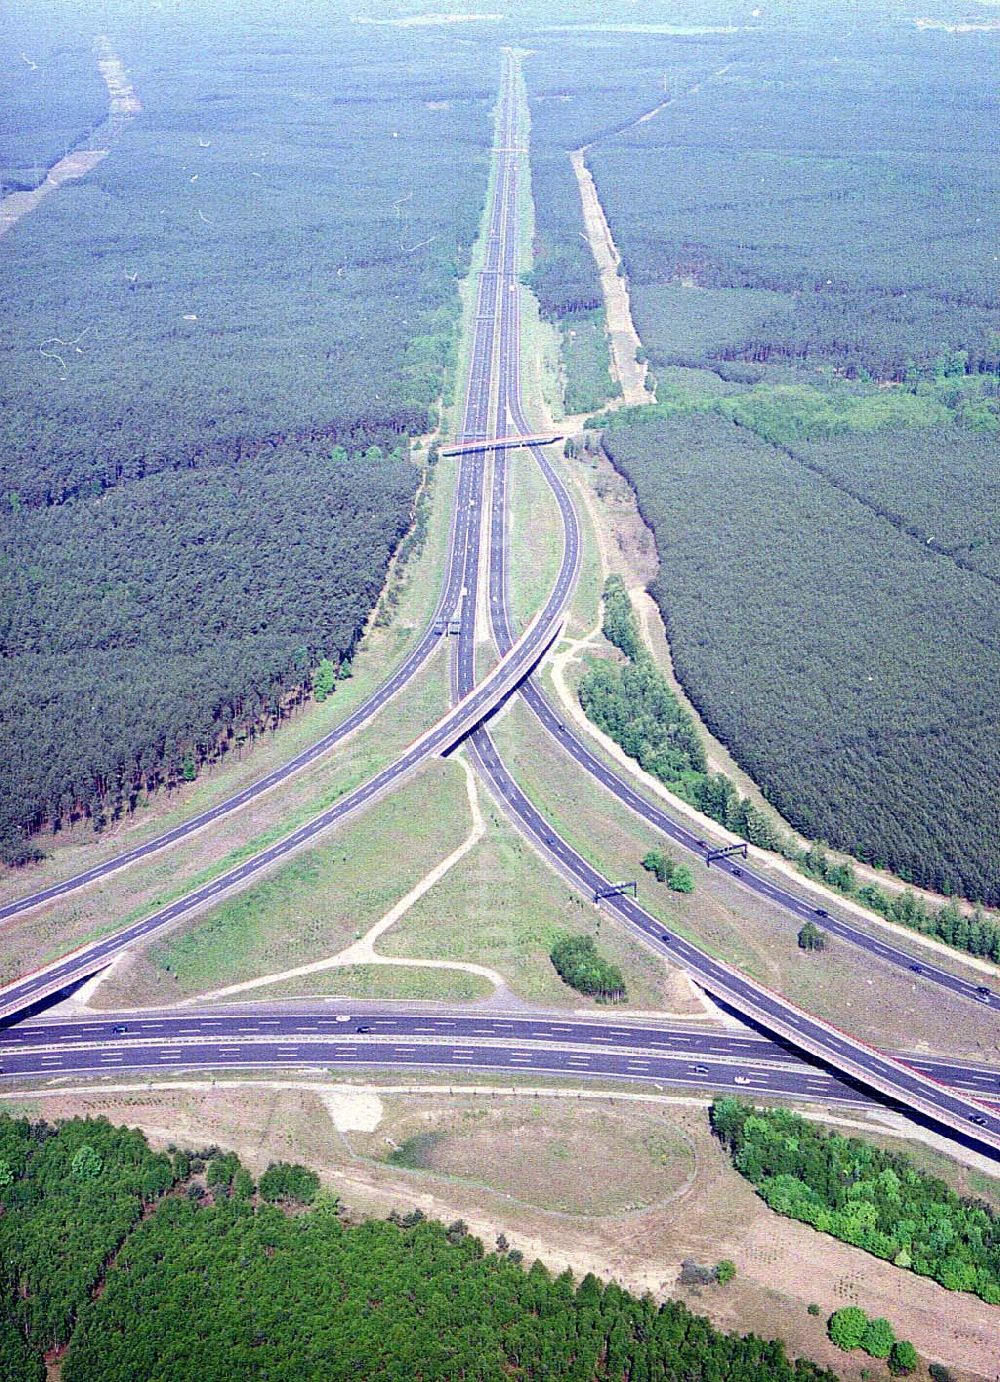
[1,55,996,1159]
[0,60,514,933]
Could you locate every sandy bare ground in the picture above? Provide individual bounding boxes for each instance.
[569,149,653,407]
[7,1078,997,1378]
[0,37,139,243]
[95,36,142,116]
[0,149,108,240]
[566,63,736,412]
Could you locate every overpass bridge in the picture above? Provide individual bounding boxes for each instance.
[439,433,563,458]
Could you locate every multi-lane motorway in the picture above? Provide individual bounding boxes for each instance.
[0,62,515,935]
[0,53,997,1159]
[2,1008,997,1110]
[0,55,992,1020]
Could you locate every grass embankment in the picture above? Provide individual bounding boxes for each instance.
[234,965,491,1005]
[489,696,1000,1061]
[505,447,563,635]
[97,759,472,1007]
[382,802,683,1012]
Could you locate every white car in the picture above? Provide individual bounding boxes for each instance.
[733,1075,751,1085]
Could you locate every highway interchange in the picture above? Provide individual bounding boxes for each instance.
[0,53,998,1160]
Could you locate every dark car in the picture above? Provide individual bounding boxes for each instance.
[909,964,922,973]
[975,987,992,1003]
[815,908,828,917]
[356,1025,372,1034]
[969,1114,988,1126]
[692,1065,709,1076]
[111,1024,129,1035]
[660,934,670,943]
[731,867,742,878]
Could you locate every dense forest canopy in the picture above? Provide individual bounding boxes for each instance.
[523,13,1000,903]
[0,3,493,857]
[588,30,1000,380]
[0,1112,841,1382]
[598,408,1000,904]
[0,6,107,188]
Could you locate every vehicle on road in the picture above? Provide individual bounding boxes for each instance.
[815,908,828,917]
[111,1024,128,1035]
[970,1114,988,1126]
[733,1075,750,1085]
[975,987,992,1003]
[356,1025,372,1034]
[910,964,922,973]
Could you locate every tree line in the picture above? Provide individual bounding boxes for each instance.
[595,408,1000,907]
[0,1110,844,1382]
[711,1099,1000,1305]
[588,29,999,382]
[577,570,1000,957]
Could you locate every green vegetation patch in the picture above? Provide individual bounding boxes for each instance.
[561,309,618,414]
[143,760,469,999]
[0,1115,175,1353]
[550,932,627,1002]
[0,5,107,188]
[49,1134,837,1382]
[579,576,779,851]
[712,1099,1000,1305]
[589,31,999,382]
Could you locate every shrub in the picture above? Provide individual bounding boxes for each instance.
[550,933,627,1003]
[714,1260,737,1284]
[828,1306,869,1351]
[259,1162,321,1205]
[888,1340,919,1376]
[670,864,695,893]
[797,921,827,951]
[861,1317,896,1359]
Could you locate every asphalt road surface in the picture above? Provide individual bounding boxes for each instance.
[0,64,566,1027]
[1,1007,997,1114]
